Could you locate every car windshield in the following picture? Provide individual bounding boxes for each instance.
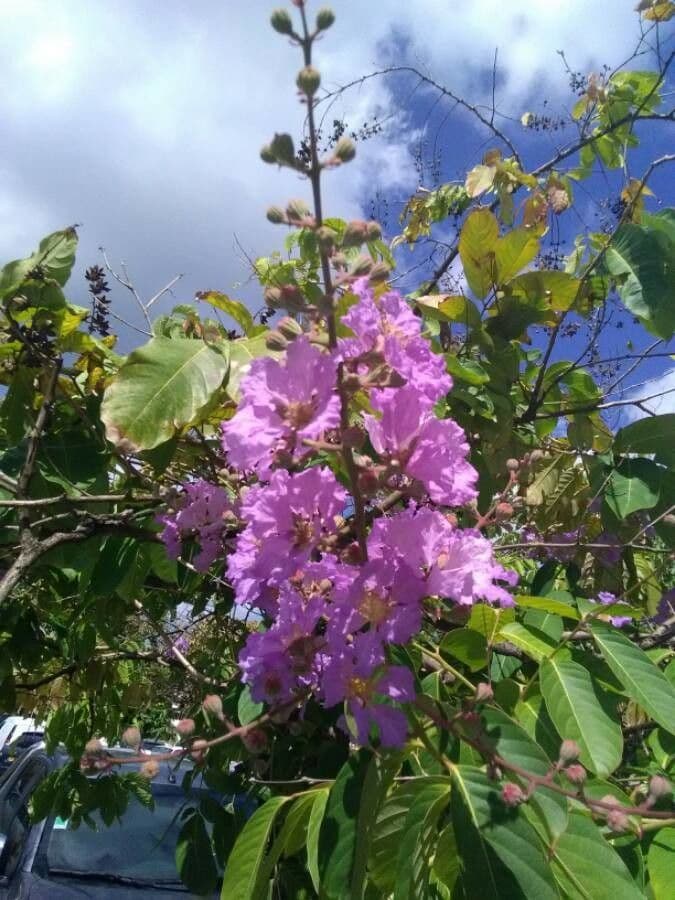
[46,784,204,886]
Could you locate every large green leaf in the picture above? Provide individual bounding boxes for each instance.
[318,750,399,899]
[589,622,675,733]
[500,622,558,662]
[393,781,451,899]
[0,227,78,300]
[306,788,329,894]
[176,812,219,896]
[415,294,482,329]
[604,458,661,519]
[482,708,568,840]
[614,414,675,468]
[451,766,558,900]
[507,270,581,311]
[197,290,256,336]
[647,826,675,899]
[219,796,290,900]
[540,655,623,776]
[549,812,644,900]
[494,229,540,282]
[440,628,488,671]
[515,595,580,620]
[604,222,675,339]
[101,336,229,450]
[458,209,499,299]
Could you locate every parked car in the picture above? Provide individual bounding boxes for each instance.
[0,743,253,897]
[0,719,40,754]
[0,733,45,778]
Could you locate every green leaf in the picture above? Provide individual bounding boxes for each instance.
[499,622,558,662]
[515,595,580,620]
[604,458,661,519]
[540,655,623,776]
[306,788,329,894]
[614,414,675,468]
[482,708,568,840]
[440,629,488,671]
[507,270,581,311]
[101,336,229,450]
[220,796,290,900]
[237,685,263,726]
[176,812,218,896]
[393,781,451,899]
[416,294,482,330]
[465,164,497,198]
[589,622,675,733]
[549,812,644,900]
[514,691,562,761]
[432,824,461,891]
[459,209,499,299]
[445,355,490,386]
[319,750,399,899]
[647,826,675,899]
[198,291,255,336]
[0,227,78,300]
[451,766,558,900]
[467,603,515,643]
[494,229,540,283]
[604,223,675,339]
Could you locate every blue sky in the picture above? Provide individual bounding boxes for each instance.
[0,0,672,416]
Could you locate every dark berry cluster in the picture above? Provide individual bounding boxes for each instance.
[85,264,112,337]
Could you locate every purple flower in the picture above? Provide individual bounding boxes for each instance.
[652,589,675,626]
[364,387,477,506]
[596,533,622,568]
[228,467,346,609]
[368,506,517,607]
[330,557,424,645]
[222,337,340,475]
[321,633,415,747]
[339,279,451,405]
[163,634,190,662]
[157,480,233,571]
[595,591,631,628]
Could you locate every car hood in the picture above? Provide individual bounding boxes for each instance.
[15,871,219,899]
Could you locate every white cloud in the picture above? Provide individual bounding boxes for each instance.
[620,367,675,424]
[0,0,644,341]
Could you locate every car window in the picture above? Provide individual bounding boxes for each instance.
[0,759,48,880]
[46,785,204,884]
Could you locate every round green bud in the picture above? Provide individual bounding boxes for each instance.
[316,225,335,252]
[350,255,373,277]
[285,198,311,221]
[260,145,276,164]
[342,220,369,248]
[366,221,382,241]
[270,8,293,35]
[316,7,335,30]
[270,132,296,166]
[277,316,303,339]
[334,136,356,162]
[265,331,288,352]
[297,65,321,96]
[266,206,286,224]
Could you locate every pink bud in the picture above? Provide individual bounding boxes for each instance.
[121,726,141,751]
[606,808,630,833]
[475,683,494,703]
[564,764,587,785]
[494,502,513,522]
[648,775,671,800]
[84,738,104,755]
[175,718,195,738]
[502,782,525,807]
[140,759,160,780]
[558,740,581,764]
[191,739,209,762]
[202,694,224,721]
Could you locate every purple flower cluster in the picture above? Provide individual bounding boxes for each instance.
[162,281,517,747]
[158,480,233,572]
[593,591,632,628]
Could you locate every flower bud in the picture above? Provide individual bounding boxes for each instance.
[369,262,391,284]
[242,728,269,755]
[334,136,356,163]
[564,764,587,785]
[349,255,373,277]
[175,718,195,738]
[505,458,520,472]
[501,782,525,807]
[140,759,160,780]
[270,8,293,34]
[121,726,141,751]
[277,316,303,340]
[316,7,335,30]
[529,449,544,464]
[266,284,305,313]
[286,198,311,222]
[202,694,224,721]
[85,738,104,755]
[558,739,581,764]
[648,775,671,800]
[494,502,513,522]
[297,66,321,96]
[475,682,494,703]
[342,220,369,248]
[316,226,335,252]
[270,133,296,166]
[366,221,383,241]
[260,144,276,164]
[266,206,286,224]
[190,739,209,762]
[605,807,630,833]
[265,330,288,352]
